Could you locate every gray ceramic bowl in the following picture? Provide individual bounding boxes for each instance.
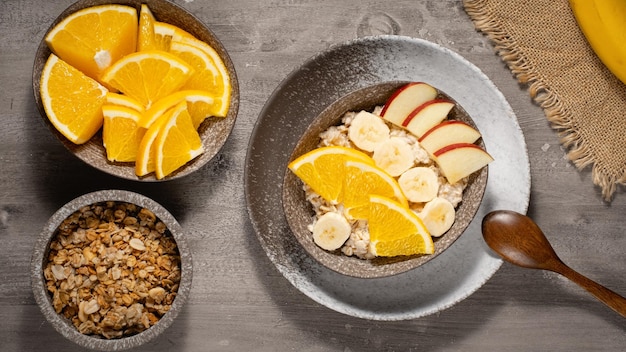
[31,190,192,351]
[282,81,488,279]
[32,0,239,181]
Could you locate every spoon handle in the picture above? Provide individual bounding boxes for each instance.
[552,260,626,318]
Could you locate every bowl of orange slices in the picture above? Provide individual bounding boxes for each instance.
[33,0,239,181]
[282,81,491,278]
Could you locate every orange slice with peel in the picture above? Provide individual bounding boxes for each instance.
[100,50,194,109]
[342,160,408,219]
[45,4,137,84]
[105,92,144,112]
[154,22,194,50]
[154,101,204,179]
[137,4,158,51]
[170,34,231,114]
[169,41,219,91]
[287,146,374,204]
[102,105,146,162]
[367,195,434,257]
[136,109,173,177]
[139,90,223,129]
[39,54,108,144]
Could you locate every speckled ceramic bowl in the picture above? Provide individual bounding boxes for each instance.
[32,0,239,181]
[31,190,192,351]
[282,81,489,279]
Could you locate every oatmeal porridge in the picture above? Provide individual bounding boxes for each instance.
[288,82,493,259]
[304,106,466,259]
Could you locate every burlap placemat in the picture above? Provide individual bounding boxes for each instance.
[464,0,626,201]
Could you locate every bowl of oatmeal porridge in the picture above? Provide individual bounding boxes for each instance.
[282,81,489,278]
[30,190,192,350]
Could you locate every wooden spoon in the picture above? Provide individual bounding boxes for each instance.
[482,210,626,318]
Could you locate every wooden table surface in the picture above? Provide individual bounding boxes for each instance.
[1,0,624,351]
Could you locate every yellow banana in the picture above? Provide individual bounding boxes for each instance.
[570,0,626,85]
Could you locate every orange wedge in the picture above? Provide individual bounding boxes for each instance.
[287,146,374,204]
[100,50,194,109]
[154,102,204,179]
[169,41,219,90]
[367,195,434,256]
[139,9,195,52]
[170,35,231,115]
[342,160,408,219]
[186,92,224,129]
[154,22,195,51]
[102,105,146,162]
[136,109,173,177]
[45,4,137,83]
[137,4,158,51]
[139,90,222,129]
[39,54,108,144]
[105,92,144,112]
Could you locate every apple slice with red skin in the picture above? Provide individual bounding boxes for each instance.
[380,82,438,127]
[401,99,454,138]
[418,120,482,156]
[433,143,493,184]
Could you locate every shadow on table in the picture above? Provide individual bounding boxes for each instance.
[243,215,626,351]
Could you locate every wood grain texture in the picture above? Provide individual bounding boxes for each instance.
[0,0,624,351]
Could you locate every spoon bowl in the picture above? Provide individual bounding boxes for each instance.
[482,210,626,318]
[482,210,559,269]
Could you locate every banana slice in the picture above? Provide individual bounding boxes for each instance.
[312,212,352,251]
[398,167,439,203]
[372,137,414,177]
[418,197,455,237]
[348,111,390,152]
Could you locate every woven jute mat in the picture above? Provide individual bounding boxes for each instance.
[464,0,626,201]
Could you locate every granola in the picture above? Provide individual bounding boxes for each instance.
[43,201,181,339]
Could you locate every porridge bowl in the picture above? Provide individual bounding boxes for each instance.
[282,81,489,279]
[30,190,192,350]
[32,0,239,181]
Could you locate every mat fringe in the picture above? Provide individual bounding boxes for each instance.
[464,0,624,201]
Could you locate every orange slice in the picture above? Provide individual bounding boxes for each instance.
[342,160,408,219]
[102,105,146,162]
[186,92,224,129]
[137,4,158,51]
[45,4,137,83]
[139,90,222,129]
[137,5,194,52]
[170,35,231,115]
[154,102,204,179]
[136,109,173,177]
[287,146,374,204]
[105,92,144,112]
[169,41,219,90]
[367,195,434,256]
[100,50,194,109]
[154,22,195,50]
[39,54,108,144]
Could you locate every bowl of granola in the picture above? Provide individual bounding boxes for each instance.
[30,190,192,350]
[282,81,491,278]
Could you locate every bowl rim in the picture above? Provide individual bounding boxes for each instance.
[30,190,193,351]
[32,0,240,182]
[281,80,489,279]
